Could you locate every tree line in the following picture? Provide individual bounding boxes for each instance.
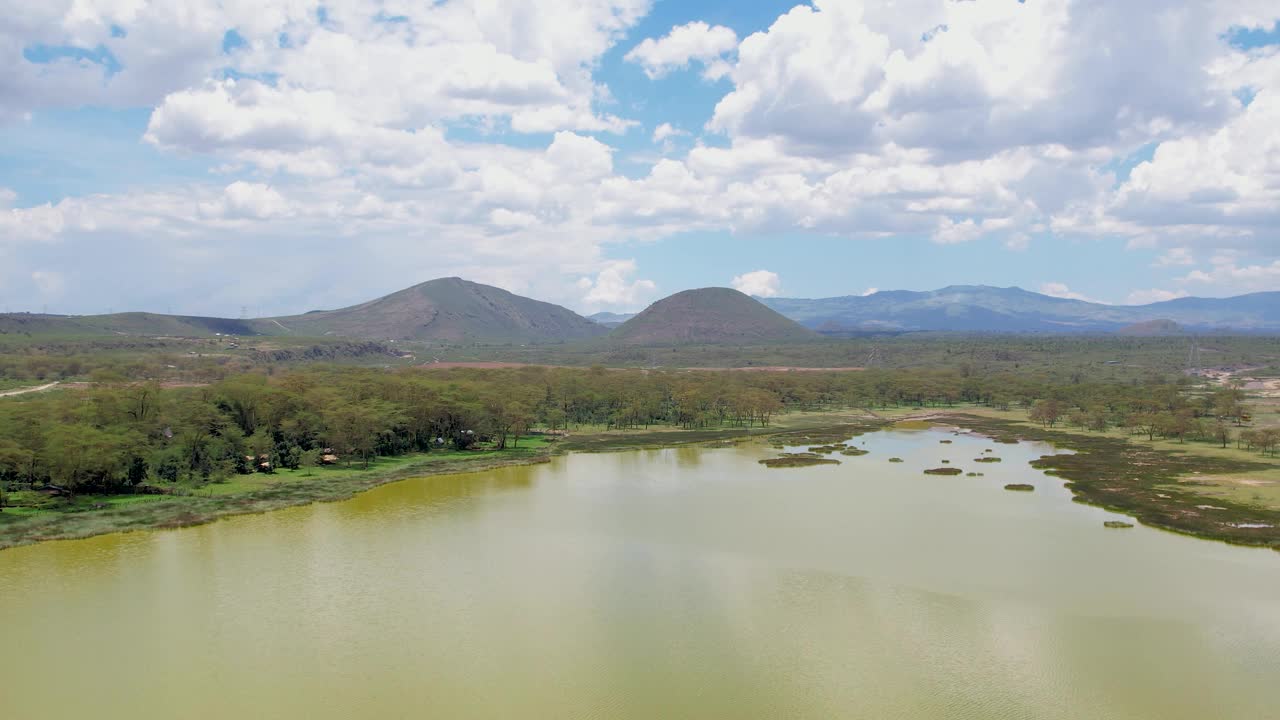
[0,365,1273,498]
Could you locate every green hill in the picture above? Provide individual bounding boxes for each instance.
[0,312,259,338]
[611,288,818,345]
[269,277,606,344]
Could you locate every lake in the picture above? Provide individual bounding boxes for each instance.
[3,427,1278,719]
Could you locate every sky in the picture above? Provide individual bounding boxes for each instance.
[1,0,1279,317]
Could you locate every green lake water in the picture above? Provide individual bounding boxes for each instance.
[3,428,1279,719]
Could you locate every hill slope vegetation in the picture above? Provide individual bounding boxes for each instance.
[612,288,819,345]
[270,277,607,343]
[1,278,606,345]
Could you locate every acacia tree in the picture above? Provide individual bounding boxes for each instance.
[1212,421,1232,449]
[324,400,403,468]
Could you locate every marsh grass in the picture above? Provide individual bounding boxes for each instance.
[760,455,841,468]
[947,414,1280,550]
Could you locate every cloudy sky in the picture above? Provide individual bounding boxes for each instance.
[2,0,1278,316]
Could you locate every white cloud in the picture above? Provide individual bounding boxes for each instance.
[4,0,1280,315]
[710,1,1239,157]
[5,0,649,134]
[652,122,687,143]
[731,269,782,297]
[200,181,290,220]
[1155,247,1195,266]
[1183,259,1280,293]
[579,259,656,308]
[1126,288,1189,305]
[625,21,737,79]
[933,218,982,245]
[861,287,878,296]
[1040,282,1100,303]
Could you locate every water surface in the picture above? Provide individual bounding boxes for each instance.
[3,428,1278,719]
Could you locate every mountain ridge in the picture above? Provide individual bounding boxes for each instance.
[3,282,1276,342]
[760,286,1280,334]
[0,278,608,345]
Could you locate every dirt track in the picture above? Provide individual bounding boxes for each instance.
[0,381,60,397]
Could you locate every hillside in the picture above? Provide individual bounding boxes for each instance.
[762,287,1280,334]
[269,277,606,344]
[0,311,260,338]
[1,278,606,345]
[611,288,818,345]
[1118,319,1184,336]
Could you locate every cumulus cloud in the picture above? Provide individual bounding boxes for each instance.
[710,0,1240,157]
[579,260,657,308]
[625,21,738,79]
[652,123,687,143]
[731,269,782,297]
[3,0,1280,315]
[200,182,291,220]
[1126,288,1190,305]
[1183,259,1280,293]
[1155,247,1196,266]
[1040,282,1101,303]
[5,0,648,133]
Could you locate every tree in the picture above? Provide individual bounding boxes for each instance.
[324,401,401,468]
[1212,420,1232,449]
[1029,397,1059,425]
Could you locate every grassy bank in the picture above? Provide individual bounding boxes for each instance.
[5,404,1278,552]
[0,412,885,550]
[0,440,555,550]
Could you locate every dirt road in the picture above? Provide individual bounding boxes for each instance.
[0,381,60,398]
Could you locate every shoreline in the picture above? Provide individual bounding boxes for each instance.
[2,409,1277,552]
[0,417,870,551]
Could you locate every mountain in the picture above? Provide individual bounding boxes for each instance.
[761,287,1280,334]
[1117,319,1184,336]
[611,288,819,345]
[1,278,606,345]
[587,311,636,328]
[269,277,607,343]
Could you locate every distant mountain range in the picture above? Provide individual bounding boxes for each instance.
[760,286,1280,334]
[586,311,636,328]
[3,280,1276,345]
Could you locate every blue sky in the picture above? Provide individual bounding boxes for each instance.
[1,1,1278,316]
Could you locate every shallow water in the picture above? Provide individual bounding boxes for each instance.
[3,428,1278,719]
